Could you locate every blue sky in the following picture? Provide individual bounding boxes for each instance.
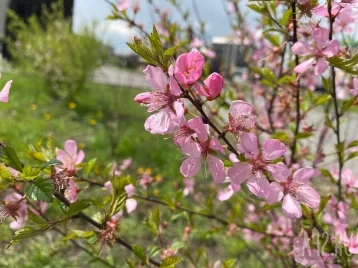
[73,0,244,54]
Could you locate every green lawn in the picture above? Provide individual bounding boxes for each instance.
[0,71,182,178]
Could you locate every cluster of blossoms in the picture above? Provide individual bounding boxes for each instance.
[134,49,321,219]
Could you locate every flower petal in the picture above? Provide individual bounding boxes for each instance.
[262,139,286,160]
[0,80,12,103]
[293,167,315,183]
[247,174,270,198]
[266,182,284,204]
[323,40,340,57]
[209,137,225,155]
[315,58,329,75]
[267,163,289,182]
[292,41,310,56]
[126,198,137,214]
[294,58,315,74]
[228,162,252,185]
[187,117,208,142]
[229,100,253,116]
[143,65,167,90]
[75,150,85,165]
[64,140,78,157]
[239,132,258,158]
[180,157,202,177]
[312,27,329,50]
[282,194,302,218]
[296,185,320,209]
[207,155,225,183]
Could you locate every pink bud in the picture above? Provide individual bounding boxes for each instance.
[203,73,224,100]
[134,92,151,103]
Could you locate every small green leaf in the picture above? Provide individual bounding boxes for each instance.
[66,200,93,217]
[133,244,146,262]
[223,259,237,268]
[39,159,62,170]
[160,257,183,268]
[24,176,54,202]
[27,209,48,226]
[8,226,49,248]
[62,230,95,241]
[0,144,24,172]
[152,208,160,228]
[19,165,41,180]
[260,203,281,211]
[85,158,97,176]
[296,132,313,140]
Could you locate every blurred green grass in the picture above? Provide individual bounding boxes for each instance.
[0,72,181,178]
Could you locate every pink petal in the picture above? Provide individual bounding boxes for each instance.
[247,174,270,198]
[0,80,12,102]
[315,58,329,75]
[187,117,208,142]
[282,194,302,218]
[323,40,340,57]
[180,139,201,158]
[229,100,253,116]
[116,0,131,11]
[217,186,234,201]
[228,162,252,185]
[312,27,329,49]
[125,198,137,213]
[262,139,286,160]
[209,137,225,155]
[293,167,315,183]
[144,108,173,134]
[292,41,310,56]
[239,132,258,157]
[296,185,320,209]
[203,72,224,100]
[104,181,113,193]
[124,184,136,197]
[75,150,85,165]
[168,65,182,96]
[134,92,152,103]
[267,163,290,182]
[143,65,167,90]
[64,140,78,157]
[266,182,284,204]
[180,157,202,177]
[207,155,225,183]
[294,58,315,74]
[173,100,185,124]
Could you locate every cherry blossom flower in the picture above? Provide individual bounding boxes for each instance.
[180,136,226,184]
[3,193,27,230]
[194,72,224,100]
[105,182,137,213]
[313,2,341,18]
[57,139,85,176]
[292,27,340,75]
[172,116,207,147]
[225,101,256,135]
[351,78,358,96]
[323,196,348,227]
[116,0,131,12]
[190,37,204,48]
[266,167,320,218]
[0,80,12,103]
[135,65,182,135]
[228,132,289,198]
[174,50,205,85]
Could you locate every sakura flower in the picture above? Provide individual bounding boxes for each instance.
[105,182,137,213]
[351,78,358,96]
[183,178,195,196]
[180,136,226,184]
[3,193,27,230]
[190,37,204,48]
[65,178,79,203]
[341,232,358,254]
[266,167,320,218]
[0,80,12,103]
[217,182,240,201]
[174,50,205,85]
[335,6,355,32]
[292,27,340,75]
[228,132,289,198]
[172,116,207,147]
[225,101,256,135]
[116,0,131,12]
[135,65,182,135]
[323,196,348,227]
[313,3,341,18]
[194,72,224,100]
[57,139,85,176]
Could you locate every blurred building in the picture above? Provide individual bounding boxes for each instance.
[0,0,74,58]
[211,36,248,79]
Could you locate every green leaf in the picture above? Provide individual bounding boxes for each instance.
[346,151,358,162]
[0,144,24,172]
[62,230,95,241]
[132,244,146,262]
[320,169,335,183]
[163,45,178,66]
[316,195,331,217]
[152,208,160,228]
[39,159,62,170]
[19,165,41,180]
[66,200,93,217]
[160,257,183,268]
[347,140,358,148]
[85,158,97,176]
[314,94,331,106]
[261,203,281,211]
[8,226,49,248]
[24,176,54,202]
[27,209,48,226]
[223,259,237,268]
[296,132,313,140]
[149,26,163,55]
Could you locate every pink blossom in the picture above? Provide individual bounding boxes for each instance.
[292,27,340,75]
[228,132,289,198]
[266,167,320,218]
[4,193,27,230]
[183,178,195,196]
[351,78,358,96]
[200,47,216,59]
[335,6,355,32]
[65,178,79,203]
[313,3,341,17]
[323,196,348,227]
[180,136,226,183]
[174,50,205,85]
[194,73,224,100]
[116,0,131,12]
[105,182,137,213]
[0,80,12,103]
[190,37,204,48]
[217,182,240,201]
[110,158,132,176]
[172,116,208,147]
[57,139,85,176]
[225,101,256,135]
[135,65,182,135]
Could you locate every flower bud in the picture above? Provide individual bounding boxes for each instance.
[134,92,151,104]
[203,72,224,100]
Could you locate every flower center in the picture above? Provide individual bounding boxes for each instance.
[250,156,267,173]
